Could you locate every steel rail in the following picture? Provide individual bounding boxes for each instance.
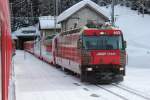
[112,84,150,100]
[96,85,128,100]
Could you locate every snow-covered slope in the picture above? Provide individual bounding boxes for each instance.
[101,5,150,68]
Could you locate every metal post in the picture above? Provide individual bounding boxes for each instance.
[9,58,16,100]
[40,38,42,57]
[10,3,14,30]
[30,1,34,19]
[142,1,145,17]
[9,3,16,100]
[142,5,144,17]
[30,1,36,54]
[26,0,29,24]
[111,0,115,26]
[10,3,13,19]
[54,0,58,34]
[24,49,26,60]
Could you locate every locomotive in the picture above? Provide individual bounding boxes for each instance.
[52,26,127,83]
[24,24,127,83]
[0,0,12,100]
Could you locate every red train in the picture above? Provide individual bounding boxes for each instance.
[24,25,127,83]
[52,26,127,83]
[0,0,12,100]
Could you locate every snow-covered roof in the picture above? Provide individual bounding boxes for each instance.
[39,16,61,30]
[58,0,109,23]
[12,34,18,40]
[13,26,40,37]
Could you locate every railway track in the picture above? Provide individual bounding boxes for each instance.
[56,68,150,100]
[96,84,150,100]
[50,65,150,100]
[112,83,150,100]
[96,85,128,100]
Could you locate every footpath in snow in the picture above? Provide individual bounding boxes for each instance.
[14,50,150,100]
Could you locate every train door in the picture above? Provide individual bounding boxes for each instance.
[52,35,58,64]
[52,38,56,64]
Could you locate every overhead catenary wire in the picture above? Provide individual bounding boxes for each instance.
[11,0,26,7]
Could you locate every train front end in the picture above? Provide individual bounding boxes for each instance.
[80,29,127,83]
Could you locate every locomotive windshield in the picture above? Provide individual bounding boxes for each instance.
[82,36,123,50]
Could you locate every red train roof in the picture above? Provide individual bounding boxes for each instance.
[83,29,122,36]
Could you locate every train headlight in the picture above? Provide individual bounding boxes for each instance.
[87,67,93,71]
[100,32,105,35]
[120,67,124,71]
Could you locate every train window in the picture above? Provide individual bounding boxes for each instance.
[83,36,123,50]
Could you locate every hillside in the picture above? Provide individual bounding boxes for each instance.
[101,5,150,68]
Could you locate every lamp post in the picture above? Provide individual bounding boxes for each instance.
[54,0,58,34]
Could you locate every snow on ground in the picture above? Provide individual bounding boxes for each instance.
[14,50,150,100]
[100,5,150,68]
[14,51,117,100]
[123,67,150,96]
[14,51,101,100]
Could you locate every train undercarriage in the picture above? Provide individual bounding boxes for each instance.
[80,65,125,84]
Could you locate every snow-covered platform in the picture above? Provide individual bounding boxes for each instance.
[14,50,150,100]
